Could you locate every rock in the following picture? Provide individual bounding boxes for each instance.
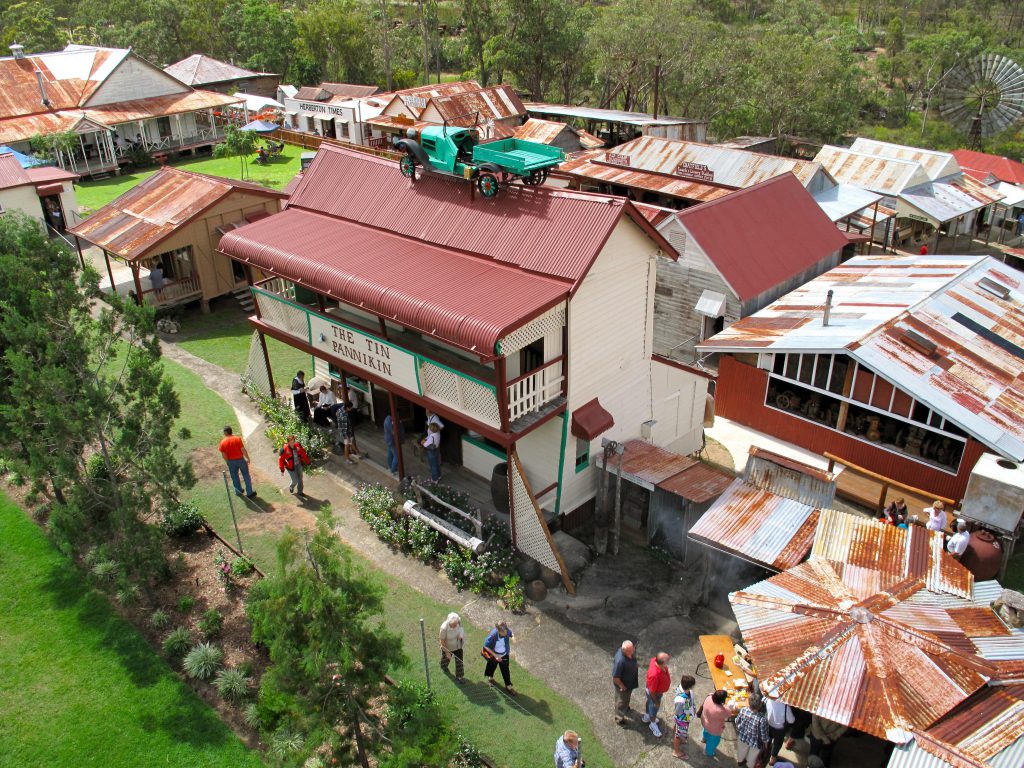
[524,579,548,602]
[540,566,562,589]
[997,589,1024,628]
[517,558,541,582]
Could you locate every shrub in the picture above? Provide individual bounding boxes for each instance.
[452,737,487,768]
[183,642,224,680]
[500,574,525,613]
[91,559,118,582]
[242,377,330,464]
[440,547,474,592]
[160,500,205,537]
[407,518,439,563]
[268,728,305,760]
[85,453,109,481]
[198,608,224,639]
[242,701,262,729]
[214,550,233,589]
[116,583,140,606]
[177,595,195,614]
[150,608,170,629]
[214,666,252,702]
[162,627,192,658]
[353,483,397,522]
[230,555,255,576]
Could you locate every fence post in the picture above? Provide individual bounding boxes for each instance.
[419,618,431,690]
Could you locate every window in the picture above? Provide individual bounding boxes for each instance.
[575,437,590,472]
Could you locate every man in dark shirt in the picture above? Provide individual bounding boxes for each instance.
[291,370,310,422]
[611,640,639,725]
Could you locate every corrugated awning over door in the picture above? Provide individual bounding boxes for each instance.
[695,289,727,317]
[571,398,614,440]
[35,182,65,196]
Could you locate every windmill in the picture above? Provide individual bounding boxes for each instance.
[938,53,1024,149]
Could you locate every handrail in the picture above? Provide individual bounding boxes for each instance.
[824,451,957,508]
[506,355,565,389]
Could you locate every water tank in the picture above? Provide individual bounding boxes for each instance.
[959,529,1003,581]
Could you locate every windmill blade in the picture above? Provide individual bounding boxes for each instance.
[938,54,1024,138]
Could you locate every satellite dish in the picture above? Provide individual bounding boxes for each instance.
[938,53,1024,148]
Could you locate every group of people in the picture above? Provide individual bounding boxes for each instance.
[291,371,363,463]
[608,640,848,766]
[880,497,972,559]
[437,614,517,695]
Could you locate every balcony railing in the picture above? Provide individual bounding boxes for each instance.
[251,285,564,431]
[114,128,226,157]
[141,275,202,306]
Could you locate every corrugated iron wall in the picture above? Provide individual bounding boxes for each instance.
[715,356,986,502]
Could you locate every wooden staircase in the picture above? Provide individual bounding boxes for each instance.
[232,287,255,313]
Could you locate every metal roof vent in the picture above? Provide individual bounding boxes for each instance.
[9,43,25,60]
[900,329,937,356]
[34,70,51,108]
[979,276,1010,300]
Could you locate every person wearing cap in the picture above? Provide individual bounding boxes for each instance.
[482,620,516,694]
[947,519,971,560]
[554,730,582,768]
[924,500,947,532]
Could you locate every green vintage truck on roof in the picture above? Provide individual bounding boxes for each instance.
[396,125,564,198]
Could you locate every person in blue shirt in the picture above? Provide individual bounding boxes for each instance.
[554,730,583,768]
[482,620,516,694]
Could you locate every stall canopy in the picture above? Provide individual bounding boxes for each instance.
[730,557,1018,744]
[240,120,281,133]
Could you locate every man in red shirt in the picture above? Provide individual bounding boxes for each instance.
[219,426,256,498]
[278,435,311,498]
[642,651,671,737]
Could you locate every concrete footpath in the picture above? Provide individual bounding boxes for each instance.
[161,340,877,768]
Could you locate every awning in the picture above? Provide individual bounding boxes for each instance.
[571,398,614,440]
[35,182,65,196]
[841,230,871,244]
[694,289,727,318]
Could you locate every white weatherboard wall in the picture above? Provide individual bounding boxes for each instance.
[86,55,188,106]
[0,185,45,222]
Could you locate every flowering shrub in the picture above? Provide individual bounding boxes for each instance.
[407,519,439,563]
[214,550,233,590]
[242,377,330,464]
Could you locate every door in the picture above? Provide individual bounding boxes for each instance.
[41,195,66,232]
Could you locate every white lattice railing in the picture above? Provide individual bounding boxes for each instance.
[253,288,308,340]
[509,451,572,593]
[507,357,565,422]
[498,303,566,356]
[419,361,501,428]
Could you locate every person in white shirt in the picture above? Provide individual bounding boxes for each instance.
[438,612,465,682]
[423,423,442,481]
[947,519,971,560]
[925,500,948,532]
[765,695,795,764]
[317,385,337,409]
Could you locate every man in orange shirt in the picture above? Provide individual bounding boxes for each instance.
[219,426,256,498]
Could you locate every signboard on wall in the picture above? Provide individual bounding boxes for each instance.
[308,315,420,394]
[674,161,714,182]
[295,101,349,117]
[605,152,631,166]
[404,95,427,110]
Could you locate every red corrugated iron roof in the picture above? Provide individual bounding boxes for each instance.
[657,462,732,502]
[559,149,733,204]
[812,508,973,598]
[0,152,32,190]
[731,560,1010,743]
[912,685,1024,767]
[0,47,123,116]
[24,165,78,183]
[69,166,285,260]
[286,144,676,287]
[603,439,697,486]
[952,149,1024,186]
[221,208,569,354]
[675,173,849,301]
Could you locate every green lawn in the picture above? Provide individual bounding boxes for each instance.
[173,308,312,379]
[75,145,302,215]
[1005,553,1024,593]
[161,355,614,768]
[0,493,265,768]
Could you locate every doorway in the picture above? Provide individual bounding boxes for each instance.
[41,195,66,232]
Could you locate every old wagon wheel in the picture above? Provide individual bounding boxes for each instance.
[399,154,417,179]
[522,169,546,186]
[477,172,500,198]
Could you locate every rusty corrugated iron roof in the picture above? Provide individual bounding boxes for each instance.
[688,477,821,571]
[69,166,285,260]
[602,439,697,486]
[849,138,961,182]
[812,508,973,598]
[731,559,1008,743]
[0,46,128,117]
[0,111,107,144]
[814,144,932,196]
[698,254,1024,462]
[560,149,733,203]
[512,118,603,150]
[897,176,1004,226]
[743,445,837,507]
[83,89,242,124]
[0,151,32,190]
[426,84,524,124]
[164,55,270,86]
[657,462,732,502]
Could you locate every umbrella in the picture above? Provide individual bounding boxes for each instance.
[729,557,1008,744]
[240,120,281,134]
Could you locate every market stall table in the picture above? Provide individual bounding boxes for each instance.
[699,634,752,708]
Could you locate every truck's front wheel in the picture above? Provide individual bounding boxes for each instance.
[399,154,416,179]
[477,172,499,197]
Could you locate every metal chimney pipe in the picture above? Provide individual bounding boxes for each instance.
[35,70,51,107]
[823,289,834,327]
[9,43,25,60]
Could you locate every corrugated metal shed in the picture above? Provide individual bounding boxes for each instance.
[812,508,973,598]
[815,145,932,196]
[657,462,732,502]
[512,118,603,150]
[285,144,676,287]
[221,207,569,354]
[897,178,1004,226]
[164,55,268,86]
[850,138,961,182]
[731,559,1005,744]
[69,166,285,260]
[698,254,1024,462]
[688,477,820,571]
[743,446,837,507]
[953,149,1024,186]
[594,439,731,501]
[673,173,849,302]
[995,181,1024,208]
[559,149,732,203]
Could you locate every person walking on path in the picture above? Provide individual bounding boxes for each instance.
[423,422,442,481]
[291,370,311,422]
[810,714,846,767]
[611,640,639,725]
[672,674,696,760]
[734,698,770,767]
[765,694,795,764]
[277,435,310,497]
[219,426,256,498]
[553,731,582,768]
[482,620,516,694]
[642,652,671,737]
[383,412,404,475]
[439,612,465,682]
[699,689,732,758]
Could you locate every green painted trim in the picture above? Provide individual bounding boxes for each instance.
[574,438,590,474]
[346,377,369,393]
[462,433,505,459]
[553,412,568,517]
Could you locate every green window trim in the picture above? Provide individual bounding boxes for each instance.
[574,437,590,474]
[462,433,506,459]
